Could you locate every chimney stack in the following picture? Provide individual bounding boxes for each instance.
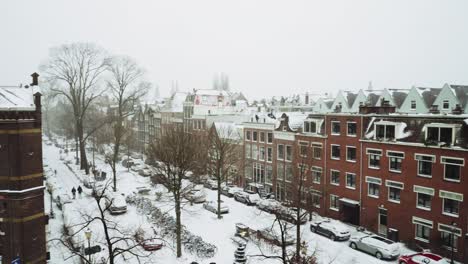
[31,72,39,86]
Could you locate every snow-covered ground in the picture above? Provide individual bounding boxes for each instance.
[44,138,416,264]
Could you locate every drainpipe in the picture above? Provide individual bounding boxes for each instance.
[359,115,364,228]
[323,115,328,215]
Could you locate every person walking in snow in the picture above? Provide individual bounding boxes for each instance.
[71,187,76,199]
[77,186,83,198]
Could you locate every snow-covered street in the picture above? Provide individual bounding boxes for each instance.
[44,138,415,264]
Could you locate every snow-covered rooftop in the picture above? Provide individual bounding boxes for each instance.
[0,86,40,111]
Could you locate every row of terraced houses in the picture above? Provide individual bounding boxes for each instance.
[136,84,468,262]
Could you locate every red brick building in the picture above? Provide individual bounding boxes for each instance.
[0,74,47,263]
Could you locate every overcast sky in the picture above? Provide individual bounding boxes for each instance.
[1,0,468,99]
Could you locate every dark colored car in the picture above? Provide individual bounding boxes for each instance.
[310,220,350,241]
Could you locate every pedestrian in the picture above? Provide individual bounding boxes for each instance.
[71,187,76,199]
[77,186,83,198]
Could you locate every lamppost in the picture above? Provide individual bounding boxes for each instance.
[50,185,55,219]
[450,221,457,264]
[85,228,92,263]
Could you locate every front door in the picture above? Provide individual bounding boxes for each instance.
[378,208,388,236]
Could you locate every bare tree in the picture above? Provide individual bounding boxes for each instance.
[41,42,109,174]
[147,125,204,257]
[51,182,159,264]
[206,123,242,219]
[106,55,148,191]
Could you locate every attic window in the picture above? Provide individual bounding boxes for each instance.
[304,121,317,133]
[411,100,416,110]
[442,100,450,110]
[426,126,453,145]
[375,124,395,141]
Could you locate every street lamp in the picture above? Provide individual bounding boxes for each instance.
[50,185,55,219]
[450,221,457,264]
[85,228,92,263]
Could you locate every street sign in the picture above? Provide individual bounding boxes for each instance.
[84,245,102,255]
[11,256,20,264]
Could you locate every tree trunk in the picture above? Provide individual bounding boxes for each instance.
[217,167,222,219]
[77,121,89,174]
[175,193,182,257]
[112,132,121,192]
[296,205,301,262]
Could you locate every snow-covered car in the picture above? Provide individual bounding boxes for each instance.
[256,228,295,246]
[398,252,450,264]
[138,168,152,177]
[310,220,350,241]
[135,227,163,251]
[56,193,73,210]
[204,179,218,190]
[234,191,260,205]
[83,177,96,189]
[278,207,308,225]
[122,158,134,168]
[185,185,207,203]
[222,186,244,198]
[349,235,400,260]
[203,200,229,214]
[105,192,127,215]
[256,199,283,214]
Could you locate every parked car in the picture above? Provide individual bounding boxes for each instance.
[122,158,134,168]
[310,220,350,241]
[138,168,152,177]
[135,227,163,251]
[221,185,235,197]
[256,228,295,246]
[204,179,218,190]
[203,200,229,214]
[83,177,96,189]
[56,193,73,210]
[105,192,127,215]
[185,185,206,203]
[398,252,450,264]
[278,207,308,225]
[256,199,283,214]
[234,191,260,205]
[349,235,400,260]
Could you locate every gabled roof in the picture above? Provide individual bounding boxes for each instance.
[416,87,442,107]
[450,84,468,108]
[0,86,40,111]
[388,89,410,108]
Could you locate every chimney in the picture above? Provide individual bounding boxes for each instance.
[305,93,309,105]
[31,72,39,86]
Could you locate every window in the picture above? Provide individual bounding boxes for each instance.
[285,164,293,182]
[414,185,434,210]
[253,131,258,141]
[299,141,308,157]
[347,122,357,136]
[346,173,356,189]
[331,145,340,160]
[346,146,357,162]
[267,147,272,162]
[253,163,265,183]
[415,154,435,177]
[312,143,322,159]
[245,165,252,180]
[331,121,340,135]
[411,100,416,110]
[277,144,284,160]
[252,145,258,160]
[304,121,317,133]
[259,147,265,161]
[386,180,403,203]
[330,195,339,211]
[277,163,284,181]
[245,130,251,141]
[265,165,273,184]
[285,145,292,161]
[413,217,433,243]
[387,151,404,172]
[442,100,450,110]
[367,149,382,169]
[330,170,339,185]
[439,223,461,250]
[440,190,463,217]
[366,176,381,198]
[267,132,273,143]
[259,132,265,142]
[426,126,454,145]
[441,157,464,182]
[311,193,321,208]
[312,167,322,184]
[245,144,251,159]
[375,124,395,140]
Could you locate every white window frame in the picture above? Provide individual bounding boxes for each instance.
[440,190,463,218]
[441,156,464,183]
[259,146,265,161]
[366,148,382,169]
[346,146,357,163]
[424,124,458,145]
[366,176,381,198]
[386,150,404,173]
[331,121,341,135]
[385,180,404,203]
[374,122,396,141]
[442,100,450,110]
[329,194,339,211]
[267,132,273,144]
[331,144,340,160]
[410,100,416,110]
[312,143,322,160]
[438,223,462,251]
[345,172,356,190]
[311,166,322,184]
[330,169,340,186]
[414,185,434,211]
[346,121,357,137]
[412,216,433,243]
[415,153,435,178]
[285,145,292,162]
[298,141,309,158]
[267,147,273,163]
[277,144,284,160]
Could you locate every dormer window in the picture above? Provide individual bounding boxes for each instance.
[304,121,317,133]
[442,100,450,110]
[425,124,458,145]
[376,124,395,141]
